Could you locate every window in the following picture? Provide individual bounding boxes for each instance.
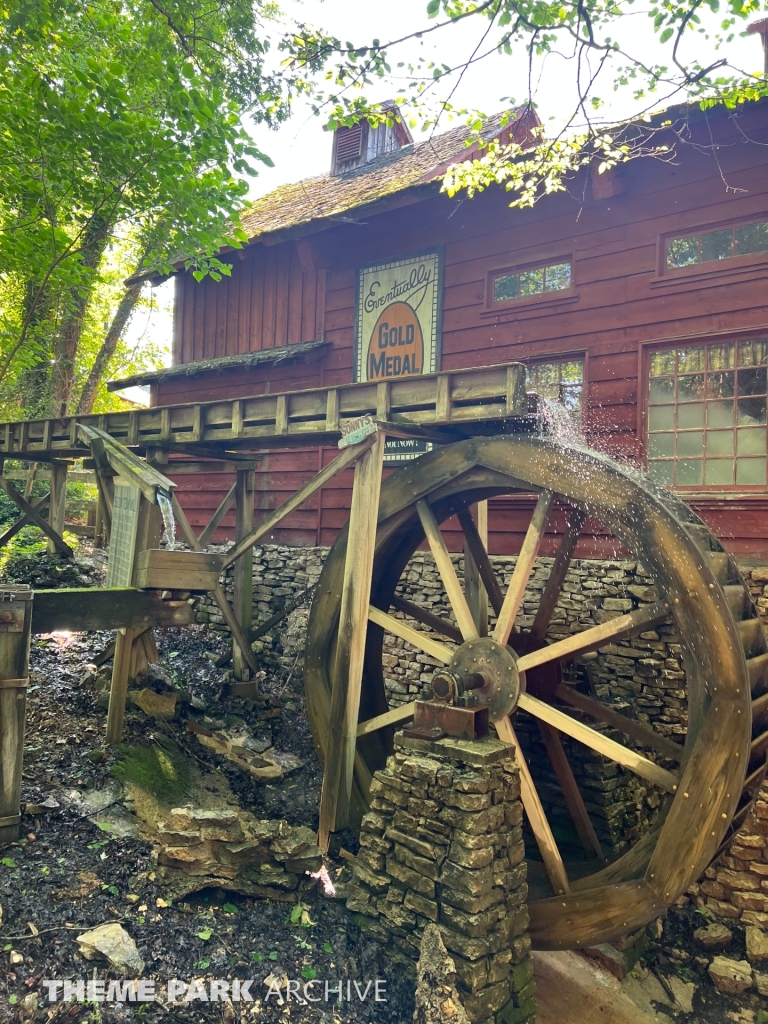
[493,261,572,303]
[666,220,768,270]
[526,358,583,414]
[647,339,768,488]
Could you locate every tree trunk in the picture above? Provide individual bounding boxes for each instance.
[50,217,110,418]
[76,278,143,415]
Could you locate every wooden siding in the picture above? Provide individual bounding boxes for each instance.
[163,105,768,559]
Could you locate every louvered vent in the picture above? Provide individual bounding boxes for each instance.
[335,124,364,166]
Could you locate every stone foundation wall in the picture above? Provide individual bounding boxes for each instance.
[347,733,535,1024]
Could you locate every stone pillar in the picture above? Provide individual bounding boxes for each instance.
[347,732,535,1024]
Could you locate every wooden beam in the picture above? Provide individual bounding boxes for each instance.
[464,501,489,637]
[555,684,684,762]
[106,627,134,745]
[457,507,504,617]
[77,423,176,505]
[0,492,50,549]
[517,692,679,792]
[493,490,553,646]
[416,499,478,642]
[531,508,586,641]
[516,601,670,673]
[222,434,377,570]
[318,432,386,847]
[233,469,254,681]
[31,588,196,633]
[357,701,417,738]
[198,482,237,548]
[537,721,605,860]
[47,463,68,555]
[0,588,32,843]
[170,493,261,678]
[0,475,72,557]
[390,594,463,643]
[368,605,454,664]
[496,714,570,896]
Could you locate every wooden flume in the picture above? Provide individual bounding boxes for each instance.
[0,360,765,953]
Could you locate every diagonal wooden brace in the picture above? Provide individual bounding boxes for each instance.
[0,477,72,557]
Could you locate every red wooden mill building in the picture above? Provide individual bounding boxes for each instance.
[114,97,768,560]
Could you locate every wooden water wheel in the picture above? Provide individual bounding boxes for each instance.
[305,434,768,950]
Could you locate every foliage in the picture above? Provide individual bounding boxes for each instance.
[283,0,768,207]
[110,739,192,803]
[0,0,298,416]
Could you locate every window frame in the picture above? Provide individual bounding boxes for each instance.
[522,351,587,423]
[659,215,768,280]
[641,334,768,494]
[486,255,576,310]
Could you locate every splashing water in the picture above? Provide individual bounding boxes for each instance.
[157,490,176,550]
[537,396,584,447]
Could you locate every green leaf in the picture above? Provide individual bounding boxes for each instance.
[322,941,332,953]
[301,966,317,980]
[197,928,213,941]
[426,0,440,17]
[290,905,303,924]
[8,995,17,1005]
[268,951,278,960]
[197,959,210,969]
[222,903,238,915]
[659,27,674,42]
[1,858,16,868]
[251,952,264,962]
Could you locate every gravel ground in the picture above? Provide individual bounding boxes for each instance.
[0,548,412,1023]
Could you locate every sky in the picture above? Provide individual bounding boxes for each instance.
[125,0,767,390]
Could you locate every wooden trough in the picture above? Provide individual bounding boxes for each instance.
[0,360,766,952]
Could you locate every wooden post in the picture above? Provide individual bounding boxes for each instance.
[0,588,33,844]
[233,469,254,682]
[106,627,134,745]
[318,431,385,850]
[464,501,489,637]
[47,463,68,555]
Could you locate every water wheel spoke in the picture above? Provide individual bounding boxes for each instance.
[516,600,670,673]
[530,507,586,642]
[492,490,554,646]
[457,506,504,617]
[357,702,417,738]
[389,595,463,644]
[416,499,478,642]
[517,692,679,793]
[368,604,454,664]
[554,684,684,763]
[537,720,605,860]
[496,714,570,895]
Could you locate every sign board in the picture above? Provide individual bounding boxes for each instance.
[106,482,141,588]
[355,249,442,463]
[338,415,378,449]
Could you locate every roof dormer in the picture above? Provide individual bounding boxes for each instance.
[330,102,413,175]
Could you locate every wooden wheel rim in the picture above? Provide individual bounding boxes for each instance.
[305,435,752,949]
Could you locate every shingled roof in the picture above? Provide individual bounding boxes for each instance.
[239,107,535,245]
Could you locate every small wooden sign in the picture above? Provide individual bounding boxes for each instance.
[338,414,378,449]
[106,482,141,587]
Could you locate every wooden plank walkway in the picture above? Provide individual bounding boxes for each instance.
[0,363,533,458]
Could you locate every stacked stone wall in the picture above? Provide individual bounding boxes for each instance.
[347,734,535,1024]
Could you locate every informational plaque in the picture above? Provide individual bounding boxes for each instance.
[355,248,442,463]
[106,482,141,588]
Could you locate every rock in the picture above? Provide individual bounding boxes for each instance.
[746,925,768,962]
[413,923,471,1024]
[135,688,177,719]
[9,949,23,964]
[755,972,768,997]
[581,943,628,980]
[21,992,38,1015]
[708,956,753,994]
[666,975,696,1014]
[76,923,145,974]
[693,922,733,951]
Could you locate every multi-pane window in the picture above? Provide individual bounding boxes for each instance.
[526,358,583,414]
[666,220,768,270]
[647,340,768,488]
[493,261,571,302]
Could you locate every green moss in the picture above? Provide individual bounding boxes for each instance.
[111,740,191,803]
